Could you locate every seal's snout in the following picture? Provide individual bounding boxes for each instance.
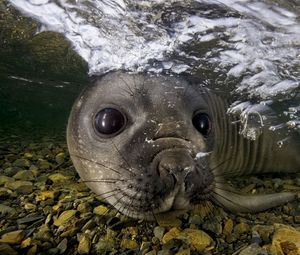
[157,152,195,179]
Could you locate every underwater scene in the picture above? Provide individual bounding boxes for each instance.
[0,0,300,254]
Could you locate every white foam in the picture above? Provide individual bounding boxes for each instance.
[8,0,300,104]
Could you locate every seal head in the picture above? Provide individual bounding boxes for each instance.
[67,72,298,220]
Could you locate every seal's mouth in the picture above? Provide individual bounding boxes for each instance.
[147,146,214,215]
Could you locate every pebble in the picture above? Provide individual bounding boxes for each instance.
[26,245,37,255]
[93,205,109,216]
[4,180,33,194]
[0,244,18,255]
[175,249,191,255]
[4,167,21,177]
[57,238,68,254]
[55,152,65,164]
[13,170,35,181]
[162,227,181,244]
[36,190,56,201]
[252,225,274,243]
[223,218,234,237]
[162,228,214,252]
[237,243,267,255]
[24,203,37,211]
[120,239,138,250]
[77,234,91,254]
[154,226,165,240]
[13,158,30,168]
[0,204,17,216]
[48,173,70,183]
[234,222,249,235]
[37,159,52,170]
[20,237,32,248]
[182,228,214,252]
[0,230,25,244]
[0,176,14,186]
[53,210,77,226]
[270,224,300,254]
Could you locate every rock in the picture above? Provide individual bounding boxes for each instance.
[77,202,92,213]
[237,243,267,255]
[252,225,274,243]
[37,159,52,170]
[93,205,109,216]
[251,231,262,245]
[57,238,68,254]
[145,251,157,255]
[156,211,183,227]
[82,219,96,232]
[0,230,25,244]
[55,152,65,164]
[34,225,53,242]
[48,173,70,183]
[77,234,91,254]
[21,237,32,248]
[162,228,214,253]
[0,188,12,199]
[36,190,56,201]
[234,222,250,235]
[94,238,115,253]
[24,152,33,159]
[140,242,151,254]
[223,218,234,237]
[182,228,214,252]
[13,170,35,181]
[24,203,37,211]
[158,251,172,255]
[0,244,18,255]
[270,224,300,255]
[154,226,165,240]
[120,239,138,250]
[175,249,191,255]
[189,215,202,225]
[54,210,77,226]
[4,167,21,177]
[26,245,37,255]
[13,158,30,168]
[5,180,33,194]
[0,204,17,216]
[17,214,44,225]
[162,227,182,244]
[0,176,14,186]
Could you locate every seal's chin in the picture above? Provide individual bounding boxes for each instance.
[156,184,191,213]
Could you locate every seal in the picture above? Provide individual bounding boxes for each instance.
[67,72,300,220]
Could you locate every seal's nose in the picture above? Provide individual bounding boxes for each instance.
[157,152,195,181]
[153,121,186,140]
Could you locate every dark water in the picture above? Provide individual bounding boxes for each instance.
[0,76,85,141]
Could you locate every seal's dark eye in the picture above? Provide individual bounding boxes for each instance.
[192,113,211,137]
[94,108,126,136]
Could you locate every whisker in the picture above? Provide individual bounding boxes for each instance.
[213,183,250,197]
[92,188,122,198]
[111,142,136,176]
[210,157,233,175]
[70,153,122,175]
[80,178,127,184]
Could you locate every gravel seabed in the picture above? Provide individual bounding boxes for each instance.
[0,134,299,255]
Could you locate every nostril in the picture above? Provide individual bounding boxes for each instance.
[157,161,171,178]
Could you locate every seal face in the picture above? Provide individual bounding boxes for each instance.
[67,72,299,220]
